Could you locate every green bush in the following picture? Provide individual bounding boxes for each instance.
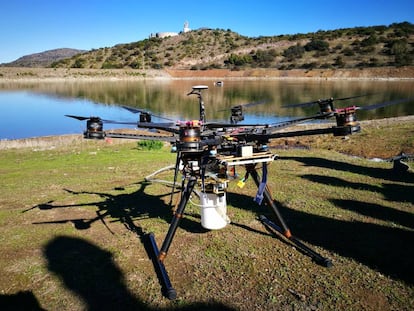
[137,140,164,150]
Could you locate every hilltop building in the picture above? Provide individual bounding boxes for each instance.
[151,21,191,38]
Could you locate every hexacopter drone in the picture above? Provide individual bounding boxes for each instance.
[66,85,409,299]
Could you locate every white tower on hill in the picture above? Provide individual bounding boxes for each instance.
[183,21,190,33]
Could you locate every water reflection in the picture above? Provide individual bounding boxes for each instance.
[0,80,413,139]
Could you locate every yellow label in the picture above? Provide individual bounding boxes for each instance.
[237,180,245,188]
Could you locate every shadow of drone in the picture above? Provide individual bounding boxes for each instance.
[280,156,414,184]
[302,174,414,205]
[28,156,413,292]
[226,191,414,286]
[29,182,207,235]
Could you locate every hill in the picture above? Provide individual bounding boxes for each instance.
[48,22,414,71]
[1,48,86,67]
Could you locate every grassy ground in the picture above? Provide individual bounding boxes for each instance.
[0,119,413,310]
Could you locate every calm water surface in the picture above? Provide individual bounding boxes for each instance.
[1,79,413,139]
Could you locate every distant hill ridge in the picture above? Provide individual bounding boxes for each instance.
[2,48,86,67]
[2,22,413,70]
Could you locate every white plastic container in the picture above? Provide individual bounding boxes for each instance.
[200,192,230,230]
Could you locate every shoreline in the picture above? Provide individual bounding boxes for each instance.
[1,66,414,82]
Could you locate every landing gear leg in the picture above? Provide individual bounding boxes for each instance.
[147,176,198,300]
[247,164,332,267]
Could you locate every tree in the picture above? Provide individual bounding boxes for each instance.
[225,53,252,67]
[390,39,413,66]
[283,44,305,60]
[304,39,329,51]
[72,58,86,68]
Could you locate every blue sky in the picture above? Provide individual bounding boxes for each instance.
[1,0,413,64]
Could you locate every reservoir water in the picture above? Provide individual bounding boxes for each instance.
[1,79,413,139]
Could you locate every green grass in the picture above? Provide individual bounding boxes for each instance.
[0,138,413,310]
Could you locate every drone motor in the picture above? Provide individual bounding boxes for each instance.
[335,106,359,127]
[230,105,244,124]
[332,106,361,136]
[139,112,152,123]
[178,120,202,151]
[85,117,105,139]
[318,98,335,114]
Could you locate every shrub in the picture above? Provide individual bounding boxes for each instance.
[137,140,164,150]
[283,44,305,60]
[304,39,329,51]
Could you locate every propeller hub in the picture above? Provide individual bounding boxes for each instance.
[85,117,105,139]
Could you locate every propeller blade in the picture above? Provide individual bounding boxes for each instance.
[267,113,333,132]
[282,94,372,108]
[65,114,138,125]
[122,105,174,121]
[358,98,413,111]
[218,100,268,112]
[101,120,137,125]
[136,122,179,134]
[239,99,268,108]
[65,112,178,133]
[122,105,146,114]
[205,122,269,129]
[65,115,91,121]
[335,94,373,101]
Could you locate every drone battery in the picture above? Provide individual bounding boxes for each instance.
[200,192,229,230]
[238,145,253,157]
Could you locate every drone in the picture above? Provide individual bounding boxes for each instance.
[66,86,409,300]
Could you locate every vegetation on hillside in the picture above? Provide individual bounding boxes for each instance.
[2,48,86,67]
[50,22,414,70]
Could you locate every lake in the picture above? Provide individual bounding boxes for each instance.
[1,79,413,139]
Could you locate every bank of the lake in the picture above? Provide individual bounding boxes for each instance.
[1,66,414,82]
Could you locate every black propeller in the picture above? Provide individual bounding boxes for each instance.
[65,115,122,124]
[281,94,371,109]
[356,97,413,111]
[122,105,174,121]
[65,114,92,121]
[218,99,268,112]
[65,114,178,134]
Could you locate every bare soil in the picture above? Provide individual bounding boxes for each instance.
[1,66,414,81]
[166,66,414,80]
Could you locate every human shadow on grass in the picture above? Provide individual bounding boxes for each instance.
[226,191,414,286]
[29,181,226,302]
[0,291,45,311]
[43,235,235,311]
[279,156,414,183]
